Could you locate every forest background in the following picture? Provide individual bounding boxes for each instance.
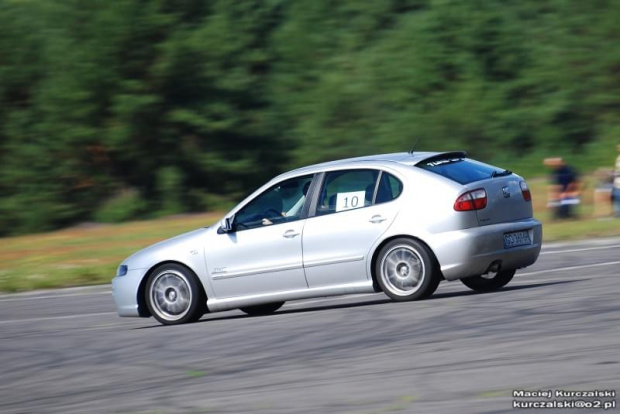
[1,0,619,236]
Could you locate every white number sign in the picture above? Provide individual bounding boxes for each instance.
[335,191,366,212]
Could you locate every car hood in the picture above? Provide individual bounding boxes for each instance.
[122,227,209,270]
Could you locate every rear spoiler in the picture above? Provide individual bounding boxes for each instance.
[415,151,467,166]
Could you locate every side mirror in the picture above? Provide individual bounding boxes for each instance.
[220,215,235,233]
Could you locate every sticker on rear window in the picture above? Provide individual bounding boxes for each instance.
[424,158,461,167]
[417,158,501,185]
[335,191,366,212]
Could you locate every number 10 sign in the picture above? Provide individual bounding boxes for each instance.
[335,191,366,212]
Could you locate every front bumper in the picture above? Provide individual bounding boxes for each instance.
[431,218,543,281]
[111,268,148,317]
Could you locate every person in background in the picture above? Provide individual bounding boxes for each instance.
[543,157,581,219]
[613,144,620,217]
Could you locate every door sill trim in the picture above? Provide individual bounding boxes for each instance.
[207,281,375,312]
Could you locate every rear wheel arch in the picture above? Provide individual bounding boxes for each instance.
[370,235,444,292]
[137,260,208,318]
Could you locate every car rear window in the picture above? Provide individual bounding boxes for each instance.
[375,172,403,204]
[417,158,498,185]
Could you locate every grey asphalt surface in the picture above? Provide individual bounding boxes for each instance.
[1,238,619,414]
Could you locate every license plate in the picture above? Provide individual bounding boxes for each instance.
[504,230,531,248]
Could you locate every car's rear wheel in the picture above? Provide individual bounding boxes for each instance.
[375,238,440,301]
[145,264,206,325]
[460,269,516,292]
[239,302,285,316]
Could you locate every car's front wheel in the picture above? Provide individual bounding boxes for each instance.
[375,238,440,301]
[239,302,285,316]
[145,264,206,325]
[460,269,516,292]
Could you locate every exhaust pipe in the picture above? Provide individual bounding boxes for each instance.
[485,260,502,274]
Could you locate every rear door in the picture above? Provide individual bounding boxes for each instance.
[301,169,402,288]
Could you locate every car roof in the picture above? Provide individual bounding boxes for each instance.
[280,151,452,178]
[231,151,468,215]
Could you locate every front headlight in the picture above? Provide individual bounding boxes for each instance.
[117,265,128,277]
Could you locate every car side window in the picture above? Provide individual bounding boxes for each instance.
[316,169,379,215]
[234,175,314,230]
[375,172,403,204]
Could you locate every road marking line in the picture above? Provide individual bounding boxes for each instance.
[3,261,618,323]
[0,312,116,325]
[540,245,620,255]
[541,237,620,250]
[0,291,111,303]
[283,261,620,308]
[518,260,620,276]
[1,253,618,315]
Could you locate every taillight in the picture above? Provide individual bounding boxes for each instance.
[454,189,487,211]
[520,181,531,201]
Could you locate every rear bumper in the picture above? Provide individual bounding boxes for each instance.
[430,218,542,281]
[111,268,148,317]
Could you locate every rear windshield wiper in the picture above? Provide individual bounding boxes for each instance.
[492,169,512,178]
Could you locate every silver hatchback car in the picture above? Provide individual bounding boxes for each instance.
[112,151,542,325]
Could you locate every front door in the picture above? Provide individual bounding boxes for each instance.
[206,175,314,299]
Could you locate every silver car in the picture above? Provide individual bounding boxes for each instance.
[112,151,542,325]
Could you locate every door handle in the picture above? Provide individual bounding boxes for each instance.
[369,215,387,224]
[283,229,300,238]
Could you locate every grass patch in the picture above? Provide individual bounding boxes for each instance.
[1,175,620,293]
[0,213,221,293]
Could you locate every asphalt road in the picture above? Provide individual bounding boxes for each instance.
[1,238,619,414]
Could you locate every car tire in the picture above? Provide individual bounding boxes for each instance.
[460,269,516,292]
[239,302,285,316]
[145,263,206,325]
[375,238,440,301]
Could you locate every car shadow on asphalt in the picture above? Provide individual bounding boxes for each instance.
[133,279,587,329]
[428,279,587,300]
[132,299,396,329]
